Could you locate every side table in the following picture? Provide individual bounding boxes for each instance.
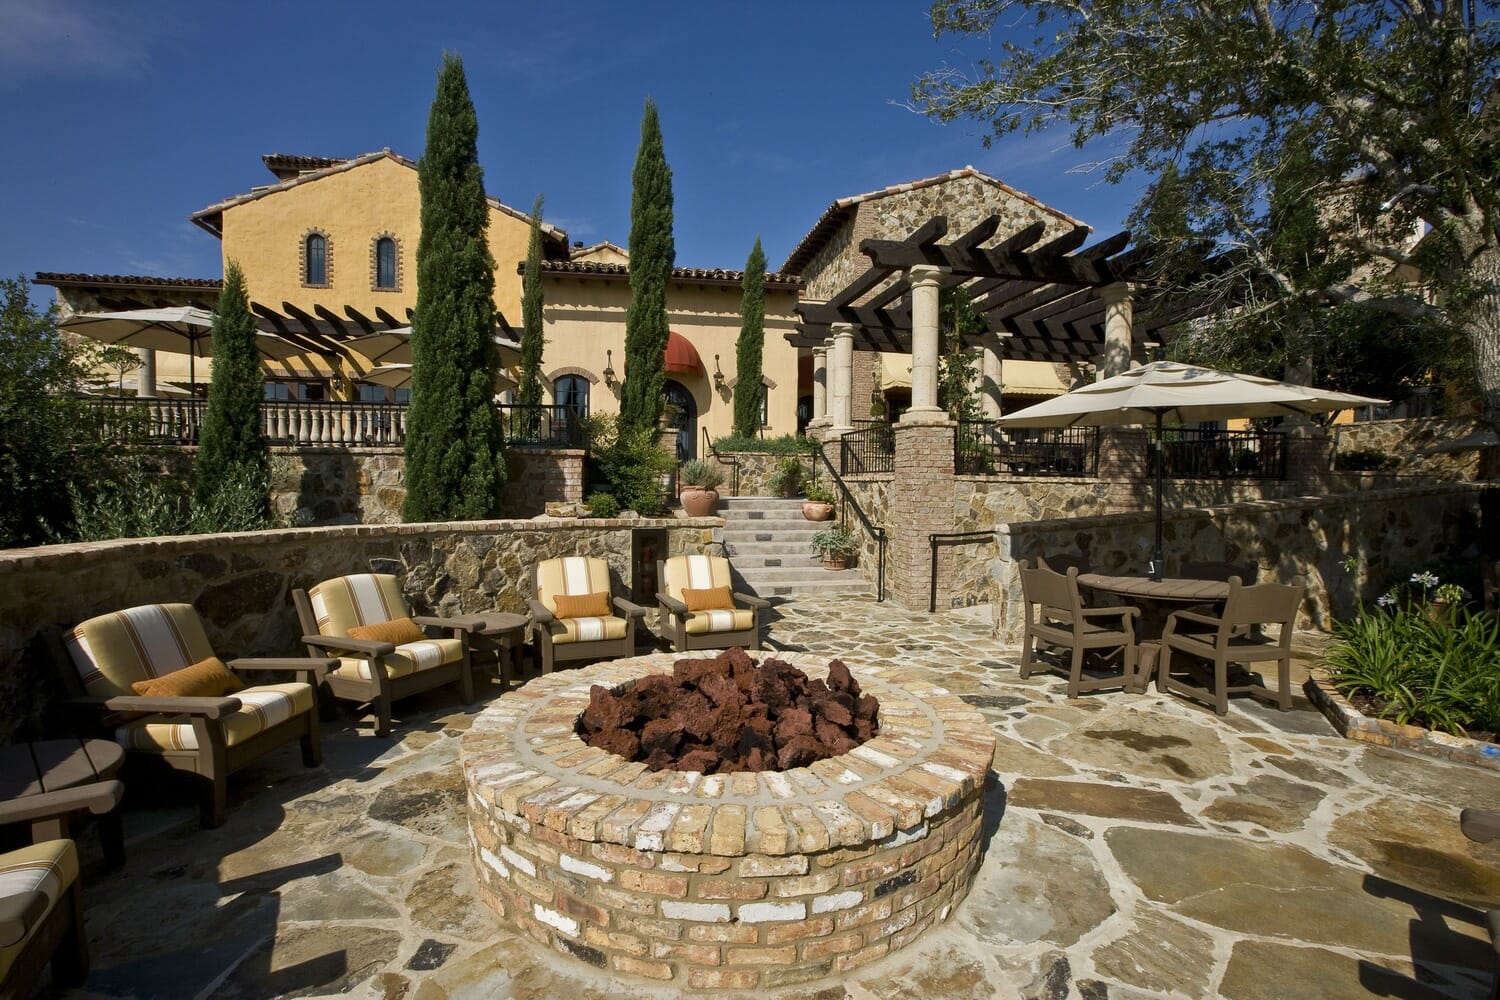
[0,738,126,868]
[469,612,531,690]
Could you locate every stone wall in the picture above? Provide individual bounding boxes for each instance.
[0,517,715,742]
[1334,416,1487,480]
[708,452,815,498]
[990,484,1484,640]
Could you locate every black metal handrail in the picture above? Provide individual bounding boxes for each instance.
[955,421,1099,476]
[839,420,895,475]
[929,531,997,613]
[1154,427,1287,480]
[814,440,885,602]
[701,426,741,495]
[497,403,588,449]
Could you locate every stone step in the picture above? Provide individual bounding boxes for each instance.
[735,565,864,584]
[719,526,821,543]
[720,540,821,557]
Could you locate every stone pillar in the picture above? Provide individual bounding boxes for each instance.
[137,348,157,397]
[980,335,1004,420]
[829,323,855,437]
[887,420,957,610]
[903,265,947,424]
[809,343,829,428]
[1099,283,1135,379]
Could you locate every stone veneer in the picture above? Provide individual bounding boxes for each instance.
[706,452,814,498]
[0,517,714,742]
[461,651,994,991]
[1333,415,1488,480]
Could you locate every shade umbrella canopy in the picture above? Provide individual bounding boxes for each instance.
[83,376,193,398]
[343,328,522,368]
[61,306,306,389]
[360,363,518,393]
[998,361,1386,578]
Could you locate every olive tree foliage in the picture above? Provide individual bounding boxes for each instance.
[914,1,1500,418]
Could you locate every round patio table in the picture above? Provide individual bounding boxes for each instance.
[1076,573,1231,689]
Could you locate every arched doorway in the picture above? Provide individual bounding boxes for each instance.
[663,380,696,460]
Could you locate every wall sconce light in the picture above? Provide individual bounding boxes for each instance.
[713,354,726,392]
[603,349,616,387]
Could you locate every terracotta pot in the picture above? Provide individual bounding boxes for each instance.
[679,488,719,518]
[822,552,852,570]
[801,501,835,522]
[1423,599,1455,623]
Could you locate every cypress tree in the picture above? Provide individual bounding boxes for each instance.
[403,53,506,522]
[518,194,546,413]
[193,259,267,514]
[618,98,675,437]
[732,237,766,437]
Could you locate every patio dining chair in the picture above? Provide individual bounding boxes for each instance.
[51,603,326,827]
[1157,576,1305,715]
[0,838,88,998]
[655,554,768,652]
[1019,561,1141,698]
[530,556,646,673]
[292,573,481,737]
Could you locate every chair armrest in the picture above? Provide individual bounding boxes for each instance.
[657,593,688,615]
[67,694,242,719]
[1080,605,1139,620]
[300,634,397,657]
[0,889,49,947]
[613,597,648,619]
[1461,807,1500,844]
[0,780,124,827]
[228,657,335,681]
[411,615,486,635]
[734,592,771,610]
[1165,609,1224,630]
[527,599,555,625]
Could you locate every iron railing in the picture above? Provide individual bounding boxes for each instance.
[1155,427,1287,480]
[955,421,1100,476]
[839,420,895,475]
[497,404,588,449]
[814,440,885,602]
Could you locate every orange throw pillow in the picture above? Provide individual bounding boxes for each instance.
[554,591,611,619]
[683,586,734,611]
[132,656,246,698]
[347,617,427,645]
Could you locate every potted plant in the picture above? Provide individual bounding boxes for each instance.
[810,524,859,569]
[678,459,724,517]
[766,455,804,498]
[801,485,836,522]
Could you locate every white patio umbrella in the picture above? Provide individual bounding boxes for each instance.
[61,306,305,391]
[82,376,193,398]
[997,361,1386,579]
[342,327,523,368]
[360,363,517,392]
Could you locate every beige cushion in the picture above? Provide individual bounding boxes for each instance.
[535,557,614,616]
[347,617,426,645]
[307,574,412,637]
[683,608,757,635]
[131,656,245,698]
[662,555,732,601]
[683,585,734,611]
[0,839,77,978]
[332,636,464,681]
[544,615,628,645]
[115,682,314,753]
[65,604,217,698]
[554,591,612,619]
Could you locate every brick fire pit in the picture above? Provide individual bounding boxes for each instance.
[461,651,995,991]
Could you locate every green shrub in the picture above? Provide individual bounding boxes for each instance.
[69,460,278,541]
[585,491,621,518]
[584,413,674,515]
[766,455,805,497]
[803,485,837,505]
[1335,448,1399,471]
[810,524,858,556]
[679,459,725,490]
[712,434,815,455]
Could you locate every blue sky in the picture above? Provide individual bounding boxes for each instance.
[0,0,1144,296]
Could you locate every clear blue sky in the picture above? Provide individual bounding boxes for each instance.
[0,0,1143,296]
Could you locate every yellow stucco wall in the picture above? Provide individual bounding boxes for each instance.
[539,275,802,447]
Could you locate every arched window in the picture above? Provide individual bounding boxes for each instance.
[553,374,590,419]
[375,237,397,290]
[304,233,328,286]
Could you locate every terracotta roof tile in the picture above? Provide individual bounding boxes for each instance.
[530,259,803,288]
[34,272,223,289]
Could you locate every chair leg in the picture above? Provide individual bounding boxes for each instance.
[374,697,394,738]
[458,643,475,704]
[301,711,322,767]
[1066,645,1084,699]
[1277,654,1292,711]
[52,880,89,987]
[1157,644,1173,693]
[1214,657,1230,715]
[1019,631,1036,678]
[200,774,227,829]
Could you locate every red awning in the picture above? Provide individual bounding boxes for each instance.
[664,331,704,375]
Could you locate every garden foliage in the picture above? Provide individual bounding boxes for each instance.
[583,412,674,516]
[193,261,269,519]
[619,99,675,438]
[519,193,546,412]
[733,238,766,437]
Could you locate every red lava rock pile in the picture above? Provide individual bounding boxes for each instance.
[576,647,880,773]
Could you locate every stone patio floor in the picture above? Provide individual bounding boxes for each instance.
[47,594,1500,1000]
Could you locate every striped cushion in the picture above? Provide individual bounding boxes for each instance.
[535,557,613,617]
[307,574,412,637]
[65,604,217,698]
[115,682,314,752]
[332,637,464,680]
[544,615,628,645]
[683,608,757,635]
[0,839,77,973]
[662,555,733,602]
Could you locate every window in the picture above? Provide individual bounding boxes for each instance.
[304,233,328,286]
[375,237,397,290]
[553,374,590,418]
[264,379,328,402]
[759,382,770,428]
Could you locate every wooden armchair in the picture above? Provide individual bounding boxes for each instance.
[0,838,88,998]
[1019,562,1141,698]
[1158,577,1305,714]
[51,603,327,828]
[529,557,646,673]
[292,573,482,736]
[656,554,768,652]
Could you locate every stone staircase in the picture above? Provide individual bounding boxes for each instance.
[716,497,870,599]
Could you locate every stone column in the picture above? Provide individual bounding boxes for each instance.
[809,342,829,428]
[903,264,948,424]
[829,323,855,437]
[980,334,1004,420]
[1099,282,1135,379]
[137,348,157,397]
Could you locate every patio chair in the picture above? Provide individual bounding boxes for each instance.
[51,603,326,828]
[292,573,480,737]
[1157,577,1305,714]
[1460,807,1500,1000]
[530,556,646,673]
[0,838,87,998]
[656,554,769,652]
[1019,562,1141,698]
[1038,553,1091,575]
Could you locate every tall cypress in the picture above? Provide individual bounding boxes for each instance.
[193,259,267,514]
[403,53,506,522]
[732,237,766,437]
[518,194,545,411]
[618,98,675,437]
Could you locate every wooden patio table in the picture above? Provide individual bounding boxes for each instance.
[1076,573,1231,690]
[0,738,126,867]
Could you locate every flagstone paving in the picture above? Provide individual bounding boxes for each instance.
[49,595,1500,1000]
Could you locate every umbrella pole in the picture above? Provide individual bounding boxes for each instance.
[1152,410,1164,581]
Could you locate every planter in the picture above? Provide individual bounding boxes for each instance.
[679,487,719,518]
[822,552,854,570]
[1423,599,1456,623]
[801,501,835,522]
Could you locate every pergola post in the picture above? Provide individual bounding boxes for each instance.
[136,348,157,398]
[1099,282,1135,379]
[980,334,1004,420]
[903,264,948,424]
[809,342,829,428]
[829,323,855,437]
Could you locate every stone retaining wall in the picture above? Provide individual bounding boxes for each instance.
[990,484,1483,639]
[0,517,715,742]
[1334,416,1486,480]
[708,452,815,498]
